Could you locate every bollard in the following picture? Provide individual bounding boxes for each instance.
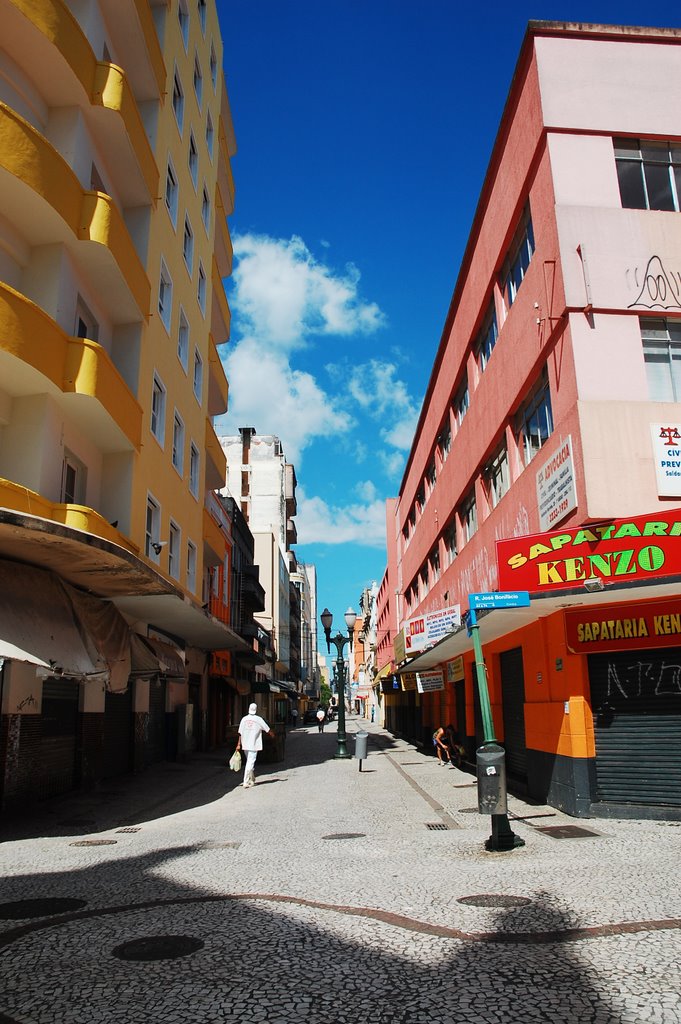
[354,731,369,772]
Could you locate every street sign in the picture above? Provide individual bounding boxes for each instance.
[469,591,530,610]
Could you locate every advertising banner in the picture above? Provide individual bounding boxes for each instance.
[565,598,681,654]
[447,657,465,682]
[497,508,681,593]
[404,605,461,654]
[416,670,445,693]
[393,629,406,664]
[651,424,681,498]
[401,672,418,691]
[536,435,578,531]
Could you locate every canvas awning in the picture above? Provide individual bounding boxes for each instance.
[139,636,187,680]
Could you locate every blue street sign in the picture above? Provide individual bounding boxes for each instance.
[469,591,531,610]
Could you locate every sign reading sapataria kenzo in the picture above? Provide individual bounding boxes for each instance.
[496,509,681,592]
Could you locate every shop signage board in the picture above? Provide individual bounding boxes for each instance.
[416,670,444,693]
[404,605,461,654]
[565,598,681,654]
[393,628,406,663]
[469,591,530,609]
[536,435,578,531]
[447,656,465,682]
[497,508,681,593]
[651,424,681,498]
[401,672,417,691]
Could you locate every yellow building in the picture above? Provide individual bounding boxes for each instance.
[0,0,245,807]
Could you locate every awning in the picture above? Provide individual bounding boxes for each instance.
[373,663,393,683]
[252,680,281,693]
[113,593,254,651]
[139,636,187,680]
[67,587,131,693]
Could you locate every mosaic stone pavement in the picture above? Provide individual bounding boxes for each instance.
[1,720,680,1024]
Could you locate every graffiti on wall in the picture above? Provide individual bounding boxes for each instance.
[627,255,681,310]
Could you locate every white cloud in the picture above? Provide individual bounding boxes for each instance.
[296,487,386,548]
[343,358,421,461]
[354,480,378,502]
[218,339,352,464]
[230,233,385,350]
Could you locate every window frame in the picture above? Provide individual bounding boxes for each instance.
[193,347,203,403]
[197,261,206,313]
[151,373,166,446]
[641,317,681,401]
[484,443,510,510]
[172,410,185,475]
[177,307,189,371]
[164,159,179,226]
[183,214,194,273]
[158,259,173,332]
[193,52,203,108]
[453,375,469,428]
[177,0,189,48]
[501,207,535,310]
[187,539,197,593]
[172,69,184,132]
[516,366,554,467]
[614,137,681,212]
[460,490,478,545]
[145,494,161,561]
[475,301,499,372]
[189,441,200,497]
[168,520,181,579]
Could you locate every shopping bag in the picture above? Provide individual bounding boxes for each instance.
[228,750,242,772]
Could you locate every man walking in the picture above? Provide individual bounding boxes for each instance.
[316,707,326,733]
[236,703,274,788]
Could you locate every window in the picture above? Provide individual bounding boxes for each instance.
[61,450,85,504]
[444,521,458,566]
[642,318,681,400]
[453,375,469,427]
[183,216,194,272]
[210,44,217,89]
[476,302,498,371]
[151,374,166,444]
[158,260,172,331]
[198,0,207,33]
[187,540,197,592]
[145,496,160,560]
[415,485,425,515]
[437,419,451,463]
[461,491,478,544]
[168,521,181,579]
[164,161,178,225]
[426,459,436,495]
[177,308,189,370]
[202,185,211,232]
[188,131,198,186]
[172,412,185,474]
[193,348,203,402]
[189,442,200,496]
[484,445,510,509]
[516,367,553,466]
[172,70,184,131]
[197,261,206,312]
[193,54,203,107]
[615,138,681,212]
[502,208,535,309]
[178,0,189,47]
[75,297,98,341]
[419,564,429,600]
[429,546,441,583]
[205,110,214,158]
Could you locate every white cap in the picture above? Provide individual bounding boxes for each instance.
[248,703,258,714]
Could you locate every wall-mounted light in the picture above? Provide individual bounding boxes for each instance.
[584,576,605,593]
[152,541,168,555]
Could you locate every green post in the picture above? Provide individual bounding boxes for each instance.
[469,607,524,852]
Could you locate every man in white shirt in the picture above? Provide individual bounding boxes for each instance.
[236,703,274,788]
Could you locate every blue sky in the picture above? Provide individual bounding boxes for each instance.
[216,0,680,631]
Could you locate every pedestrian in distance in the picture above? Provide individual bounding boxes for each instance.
[291,707,298,728]
[236,703,274,788]
[433,726,451,766]
[370,705,375,723]
[316,707,326,733]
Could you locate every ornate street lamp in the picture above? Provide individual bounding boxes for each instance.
[320,606,356,759]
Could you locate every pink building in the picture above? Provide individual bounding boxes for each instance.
[377,22,681,818]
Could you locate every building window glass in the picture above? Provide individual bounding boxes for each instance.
[172,412,185,474]
[197,262,206,312]
[151,374,166,445]
[444,521,457,566]
[165,161,178,226]
[187,540,197,592]
[453,375,469,427]
[172,71,184,131]
[183,216,194,273]
[193,348,203,402]
[642,317,681,400]
[201,185,211,232]
[205,110,215,158]
[615,138,681,212]
[61,450,86,504]
[177,308,189,370]
[516,367,553,466]
[461,491,478,545]
[188,132,198,187]
[484,444,510,509]
[426,459,436,495]
[419,564,429,600]
[169,521,181,579]
[415,485,425,515]
[210,45,217,89]
[198,0,207,34]
[193,53,203,107]
[178,0,189,47]
[189,442,200,497]
[476,302,498,371]
[429,546,441,583]
[145,496,160,560]
[501,207,535,309]
[158,260,172,332]
[437,419,451,464]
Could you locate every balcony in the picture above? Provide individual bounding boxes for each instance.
[205,418,227,490]
[98,0,166,99]
[5,0,158,205]
[0,282,142,452]
[242,564,265,612]
[211,257,231,345]
[214,184,234,278]
[0,104,150,322]
[208,335,229,417]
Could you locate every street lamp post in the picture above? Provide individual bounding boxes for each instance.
[320,606,356,759]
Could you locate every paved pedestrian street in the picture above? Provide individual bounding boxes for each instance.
[1,718,680,1024]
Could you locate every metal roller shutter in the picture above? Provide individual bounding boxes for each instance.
[40,678,79,799]
[148,677,167,763]
[500,648,527,781]
[103,687,133,779]
[589,649,681,808]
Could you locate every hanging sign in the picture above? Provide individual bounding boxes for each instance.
[416,670,445,693]
[404,605,461,654]
[651,424,681,498]
[536,436,578,531]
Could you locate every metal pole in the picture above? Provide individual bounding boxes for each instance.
[334,637,351,759]
[469,608,524,851]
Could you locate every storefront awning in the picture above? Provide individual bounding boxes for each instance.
[139,636,187,680]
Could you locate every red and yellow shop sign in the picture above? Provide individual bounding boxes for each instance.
[497,509,681,593]
[401,672,417,691]
[565,599,681,654]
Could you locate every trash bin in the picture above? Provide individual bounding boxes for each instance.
[354,731,369,764]
[476,743,507,815]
